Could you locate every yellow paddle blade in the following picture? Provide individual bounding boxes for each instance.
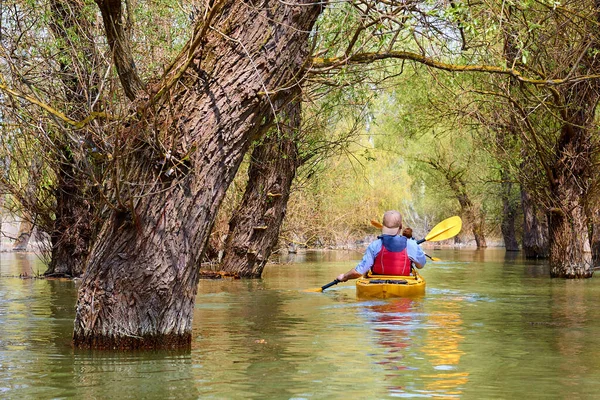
[370,219,383,229]
[303,287,324,293]
[424,216,462,242]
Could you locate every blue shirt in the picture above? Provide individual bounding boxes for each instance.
[355,236,426,275]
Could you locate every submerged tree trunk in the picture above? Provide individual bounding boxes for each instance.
[500,175,519,251]
[220,100,301,278]
[547,5,600,277]
[447,173,487,248]
[549,205,592,278]
[12,215,34,251]
[548,114,595,278]
[521,187,549,258]
[47,161,96,277]
[73,2,323,350]
[424,159,487,248]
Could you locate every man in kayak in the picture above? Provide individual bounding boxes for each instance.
[336,210,426,282]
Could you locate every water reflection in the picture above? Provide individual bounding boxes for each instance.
[0,250,600,399]
[422,300,468,398]
[362,297,469,398]
[70,352,198,400]
[193,280,312,398]
[367,298,414,368]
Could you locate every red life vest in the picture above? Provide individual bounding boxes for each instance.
[372,235,412,276]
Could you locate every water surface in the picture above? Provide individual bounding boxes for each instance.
[1,249,599,399]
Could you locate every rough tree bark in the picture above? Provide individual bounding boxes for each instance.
[547,0,600,278]
[220,99,301,278]
[73,2,323,349]
[548,102,596,278]
[521,187,549,258]
[95,0,144,100]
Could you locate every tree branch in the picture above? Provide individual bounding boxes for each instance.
[309,51,600,86]
[95,0,145,100]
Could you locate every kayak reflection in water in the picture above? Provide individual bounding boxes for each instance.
[336,210,427,282]
[369,298,415,361]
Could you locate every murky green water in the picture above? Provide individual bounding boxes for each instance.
[1,249,600,399]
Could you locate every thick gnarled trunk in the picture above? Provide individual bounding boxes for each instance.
[73,2,322,349]
[549,207,592,278]
[220,100,301,278]
[46,160,95,277]
[549,121,594,278]
[544,1,599,277]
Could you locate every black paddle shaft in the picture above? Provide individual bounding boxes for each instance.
[321,279,340,291]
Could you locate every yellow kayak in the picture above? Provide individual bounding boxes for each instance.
[356,271,426,299]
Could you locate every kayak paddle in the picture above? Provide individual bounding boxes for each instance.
[426,253,441,262]
[415,216,462,244]
[304,279,340,292]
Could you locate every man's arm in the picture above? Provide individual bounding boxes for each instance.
[337,240,381,281]
[407,239,426,269]
[336,268,363,282]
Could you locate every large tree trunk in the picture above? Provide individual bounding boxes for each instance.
[46,160,96,277]
[549,204,592,278]
[521,186,549,258]
[548,111,595,278]
[547,6,599,277]
[73,2,323,350]
[220,100,301,278]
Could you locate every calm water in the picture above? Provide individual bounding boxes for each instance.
[1,249,599,399]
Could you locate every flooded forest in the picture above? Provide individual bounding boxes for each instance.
[0,0,599,364]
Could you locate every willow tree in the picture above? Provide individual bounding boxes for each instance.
[0,1,195,276]
[218,74,372,278]
[355,0,600,274]
[466,0,600,277]
[0,0,106,276]
[68,1,324,349]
